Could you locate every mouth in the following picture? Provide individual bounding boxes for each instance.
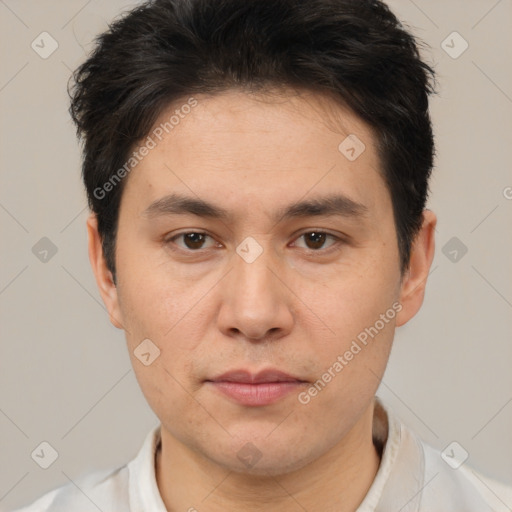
[205,369,308,407]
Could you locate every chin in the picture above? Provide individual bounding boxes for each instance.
[224,454,315,478]
[206,434,321,478]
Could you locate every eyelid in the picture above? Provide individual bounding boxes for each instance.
[291,228,343,239]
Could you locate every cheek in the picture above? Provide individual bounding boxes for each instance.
[297,313,395,422]
[131,357,203,429]
[115,243,204,344]
[295,254,399,388]
[303,262,399,340]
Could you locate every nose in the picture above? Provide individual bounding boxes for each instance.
[216,245,294,343]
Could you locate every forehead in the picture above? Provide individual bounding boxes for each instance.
[120,88,390,220]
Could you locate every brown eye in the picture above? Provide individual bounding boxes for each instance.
[304,232,327,250]
[183,232,207,249]
[294,231,339,251]
[168,232,217,251]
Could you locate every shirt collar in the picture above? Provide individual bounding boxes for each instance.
[358,397,425,511]
[128,421,167,511]
[128,397,425,512]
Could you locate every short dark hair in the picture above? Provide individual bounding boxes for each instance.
[69,0,436,282]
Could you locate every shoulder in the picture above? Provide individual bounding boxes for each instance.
[418,440,512,511]
[10,465,130,512]
[373,399,512,512]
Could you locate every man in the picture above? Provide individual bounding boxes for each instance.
[13,0,511,510]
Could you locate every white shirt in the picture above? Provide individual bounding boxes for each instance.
[12,398,512,511]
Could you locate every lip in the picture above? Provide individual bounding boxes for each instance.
[206,369,307,406]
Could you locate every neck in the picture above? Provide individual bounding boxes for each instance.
[156,402,381,511]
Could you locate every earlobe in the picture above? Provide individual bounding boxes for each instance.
[86,213,125,330]
[395,209,437,327]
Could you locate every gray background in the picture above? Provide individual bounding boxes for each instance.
[1,0,511,509]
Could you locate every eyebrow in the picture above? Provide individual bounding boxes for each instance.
[142,192,368,223]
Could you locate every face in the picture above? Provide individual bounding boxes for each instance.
[88,88,435,476]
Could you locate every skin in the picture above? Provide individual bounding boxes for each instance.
[87,88,436,511]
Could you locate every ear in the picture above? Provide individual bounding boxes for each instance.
[86,213,125,329]
[395,209,437,327]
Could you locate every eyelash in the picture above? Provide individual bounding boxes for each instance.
[164,230,345,255]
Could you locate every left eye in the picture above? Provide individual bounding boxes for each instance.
[293,231,339,251]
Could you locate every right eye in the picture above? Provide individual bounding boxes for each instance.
[165,231,221,252]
